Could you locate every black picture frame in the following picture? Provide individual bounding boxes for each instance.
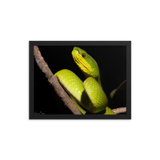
[26,38,134,122]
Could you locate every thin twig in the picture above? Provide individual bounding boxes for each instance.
[34,46,82,115]
[112,107,127,114]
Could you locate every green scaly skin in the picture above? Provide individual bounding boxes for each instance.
[55,47,115,115]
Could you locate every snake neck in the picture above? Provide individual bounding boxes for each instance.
[84,72,102,87]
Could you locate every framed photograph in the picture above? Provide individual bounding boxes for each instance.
[29,41,131,119]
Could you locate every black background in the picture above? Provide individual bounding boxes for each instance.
[34,46,126,114]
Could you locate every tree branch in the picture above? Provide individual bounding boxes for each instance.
[34,46,82,115]
[33,46,126,115]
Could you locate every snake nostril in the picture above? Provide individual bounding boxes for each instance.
[75,49,80,54]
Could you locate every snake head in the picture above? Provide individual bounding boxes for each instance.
[72,47,100,82]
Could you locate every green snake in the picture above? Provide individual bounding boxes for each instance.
[55,47,115,115]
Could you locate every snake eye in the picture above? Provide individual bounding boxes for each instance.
[82,53,86,57]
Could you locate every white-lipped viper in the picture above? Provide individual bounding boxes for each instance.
[55,47,115,115]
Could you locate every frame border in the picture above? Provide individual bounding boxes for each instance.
[29,41,131,119]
